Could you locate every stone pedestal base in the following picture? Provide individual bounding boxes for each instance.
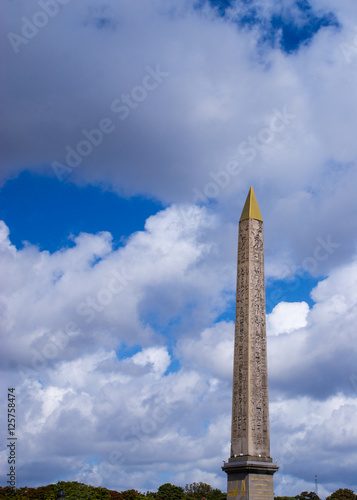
[222,460,279,500]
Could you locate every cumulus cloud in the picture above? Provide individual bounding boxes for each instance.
[1,206,234,489]
[3,0,357,276]
[2,0,357,496]
[267,301,309,336]
[131,347,171,376]
[177,321,234,380]
[269,259,357,402]
[271,395,357,496]
[1,208,357,493]
[1,204,232,373]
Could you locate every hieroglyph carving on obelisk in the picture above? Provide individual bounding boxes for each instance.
[222,187,278,500]
[231,189,270,459]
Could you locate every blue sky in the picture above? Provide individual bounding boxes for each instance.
[0,172,163,252]
[209,0,339,53]
[2,0,357,497]
[0,172,318,313]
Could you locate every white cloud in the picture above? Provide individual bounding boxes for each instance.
[132,347,171,376]
[271,395,357,495]
[267,301,309,336]
[3,0,357,495]
[269,258,357,402]
[3,0,357,277]
[177,321,234,379]
[1,204,230,371]
[1,207,357,494]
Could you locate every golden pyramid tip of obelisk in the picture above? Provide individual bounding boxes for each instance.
[239,186,263,222]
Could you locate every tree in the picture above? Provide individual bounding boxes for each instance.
[157,483,184,500]
[295,492,320,500]
[184,482,213,500]
[0,486,19,498]
[0,482,125,499]
[56,481,111,499]
[326,489,357,500]
[109,490,124,500]
[207,488,226,500]
[121,490,141,500]
[145,492,158,499]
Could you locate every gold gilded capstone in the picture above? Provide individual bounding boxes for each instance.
[239,186,263,222]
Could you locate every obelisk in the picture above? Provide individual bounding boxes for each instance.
[222,187,278,500]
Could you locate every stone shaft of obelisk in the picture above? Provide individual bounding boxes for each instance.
[230,217,270,459]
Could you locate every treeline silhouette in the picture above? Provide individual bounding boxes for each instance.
[0,482,355,500]
[0,481,225,500]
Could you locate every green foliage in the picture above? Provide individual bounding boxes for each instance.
[0,481,112,499]
[3,483,356,500]
[144,493,157,500]
[184,482,212,500]
[0,481,226,500]
[207,489,226,500]
[0,486,19,499]
[157,483,184,500]
[295,492,320,500]
[326,489,357,500]
[121,489,141,500]
[183,482,226,500]
[8,483,357,500]
[0,484,57,499]
[57,481,111,499]
[108,491,123,500]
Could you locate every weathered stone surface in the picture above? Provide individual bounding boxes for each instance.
[222,187,278,500]
[227,472,275,500]
[231,218,270,460]
[224,460,278,500]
